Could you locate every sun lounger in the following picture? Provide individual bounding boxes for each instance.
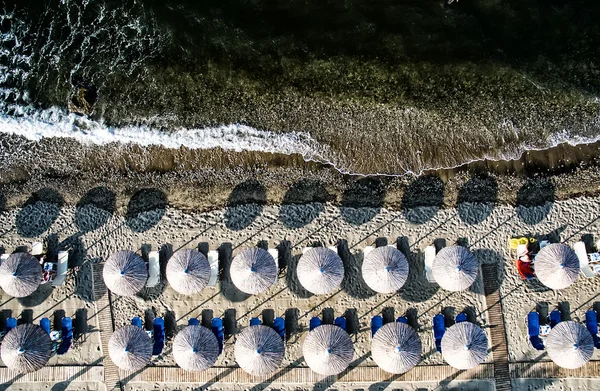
[586,310,600,349]
[363,246,375,257]
[328,246,338,254]
[575,242,596,278]
[455,313,468,323]
[207,250,219,286]
[0,253,8,263]
[6,317,16,333]
[51,251,68,287]
[152,318,165,355]
[397,316,408,324]
[250,317,261,327]
[31,242,43,256]
[40,318,51,334]
[334,317,347,332]
[211,318,224,354]
[273,317,285,340]
[371,316,383,338]
[433,314,445,353]
[131,317,143,328]
[549,310,561,328]
[424,246,436,283]
[309,317,322,331]
[146,251,160,288]
[57,317,73,355]
[269,248,279,282]
[188,318,200,326]
[527,311,545,351]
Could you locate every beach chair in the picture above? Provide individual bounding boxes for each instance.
[309,317,322,331]
[207,250,220,286]
[152,318,165,355]
[585,310,600,349]
[57,317,73,355]
[273,317,285,340]
[371,316,383,338]
[51,251,68,287]
[6,318,16,334]
[40,318,51,335]
[328,246,338,254]
[31,242,43,256]
[575,242,596,278]
[363,246,375,257]
[146,251,160,288]
[0,253,8,263]
[250,317,261,327]
[269,248,279,282]
[455,313,468,323]
[433,314,445,353]
[131,317,143,328]
[397,316,408,324]
[211,318,224,354]
[424,246,436,283]
[188,318,200,326]
[549,310,561,328]
[334,317,347,332]
[527,312,545,350]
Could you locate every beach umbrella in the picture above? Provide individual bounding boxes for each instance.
[1,324,51,373]
[362,246,409,293]
[109,325,153,370]
[0,253,42,297]
[230,248,277,294]
[371,322,422,374]
[432,246,479,291]
[235,325,285,376]
[103,251,148,296]
[297,247,344,295]
[441,322,488,369]
[534,243,579,290]
[546,321,593,369]
[166,249,210,295]
[173,325,219,371]
[303,324,354,376]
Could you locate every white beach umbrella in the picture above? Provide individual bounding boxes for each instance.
[166,249,211,295]
[109,325,153,371]
[230,248,277,294]
[432,246,479,291]
[303,324,354,376]
[235,325,285,376]
[441,322,488,369]
[103,251,148,296]
[371,322,422,373]
[173,325,219,372]
[1,324,52,373]
[362,246,409,293]
[534,243,579,290]
[0,253,42,297]
[546,321,593,369]
[297,247,344,295]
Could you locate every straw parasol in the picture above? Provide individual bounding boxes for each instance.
[108,325,153,370]
[230,248,277,294]
[371,322,422,373]
[166,249,211,295]
[441,322,488,369]
[0,253,42,297]
[1,324,51,373]
[546,321,594,369]
[534,243,580,290]
[173,325,219,371]
[362,246,409,293]
[432,246,479,291]
[297,248,344,295]
[235,325,285,376]
[103,251,148,296]
[303,324,354,375]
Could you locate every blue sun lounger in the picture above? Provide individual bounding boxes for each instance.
[131,317,143,328]
[549,310,561,328]
[57,317,73,355]
[433,314,445,353]
[455,313,468,323]
[371,316,383,338]
[212,318,224,354]
[273,317,285,340]
[188,318,200,326]
[585,310,600,349]
[309,317,321,331]
[250,317,261,327]
[527,311,545,351]
[152,318,165,356]
[40,318,51,334]
[397,316,408,324]
[334,316,347,332]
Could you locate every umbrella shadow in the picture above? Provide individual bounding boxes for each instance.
[401,176,444,224]
[0,191,5,212]
[516,177,555,225]
[338,239,377,299]
[125,188,168,233]
[457,174,498,225]
[16,188,64,237]
[340,177,386,225]
[74,186,116,233]
[397,236,440,302]
[224,179,266,231]
[279,179,330,229]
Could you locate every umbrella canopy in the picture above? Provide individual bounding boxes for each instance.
[546,321,593,369]
[362,246,409,293]
[230,248,277,294]
[303,324,354,376]
[371,322,422,373]
[534,243,580,290]
[441,322,488,369]
[297,248,344,295]
[166,249,211,295]
[109,325,153,370]
[1,324,51,373]
[432,246,479,291]
[173,325,219,371]
[0,253,42,297]
[103,251,148,296]
[235,325,285,376]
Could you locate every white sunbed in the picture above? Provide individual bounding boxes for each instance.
[207,250,219,287]
[0,253,8,263]
[268,248,279,282]
[328,246,338,254]
[424,246,436,283]
[51,251,69,287]
[574,241,596,278]
[31,242,43,256]
[146,251,160,288]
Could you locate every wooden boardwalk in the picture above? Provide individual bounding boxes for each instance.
[0,366,103,383]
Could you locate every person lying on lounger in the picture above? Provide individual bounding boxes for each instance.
[516,245,536,280]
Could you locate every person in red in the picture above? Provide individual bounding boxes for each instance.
[516,247,535,280]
